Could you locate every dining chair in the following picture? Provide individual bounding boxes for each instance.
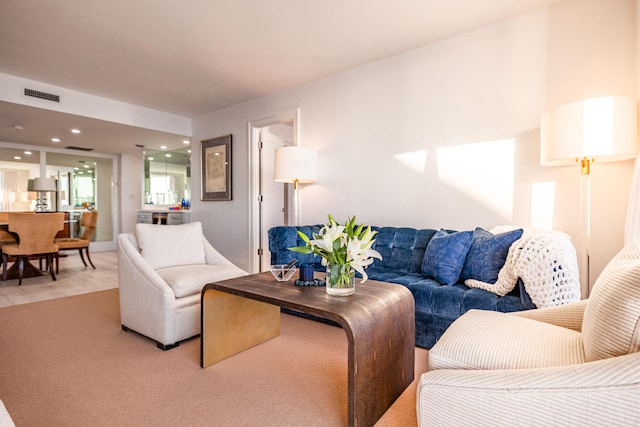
[0,212,17,248]
[54,211,99,274]
[2,212,64,285]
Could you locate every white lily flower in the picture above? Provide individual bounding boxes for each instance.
[288,215,384,287]
[346,237,382,283]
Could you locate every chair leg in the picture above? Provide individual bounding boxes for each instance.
[17,257,24,286]
[84,247,95,269]
[2,253,6,281]
[49,254,56,281]
[55,251,59,274]
[78,248,88,267]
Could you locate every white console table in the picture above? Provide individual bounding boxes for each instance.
[136,210,191,225]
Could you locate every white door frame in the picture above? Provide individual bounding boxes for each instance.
[247,108,300,273]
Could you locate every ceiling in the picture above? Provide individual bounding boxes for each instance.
[0,0,565,156]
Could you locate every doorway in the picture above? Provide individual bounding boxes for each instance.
[248,109,299,273]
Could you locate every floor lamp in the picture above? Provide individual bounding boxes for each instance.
[274,146,318,226]
[541,96,638,298]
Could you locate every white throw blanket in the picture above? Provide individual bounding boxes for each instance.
[465,228,581,308]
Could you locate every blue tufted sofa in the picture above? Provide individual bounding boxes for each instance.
[268,225,536,349]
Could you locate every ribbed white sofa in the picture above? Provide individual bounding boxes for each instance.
[417,237,640,426]
[118,222,247,350]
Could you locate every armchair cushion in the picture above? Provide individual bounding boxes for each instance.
[156,264,247,298]
[582,237,640,362]
[136,222,206,269]
[429,309,585,370]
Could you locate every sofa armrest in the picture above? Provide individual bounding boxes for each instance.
[417,351,640,426]
[509,299,587,332]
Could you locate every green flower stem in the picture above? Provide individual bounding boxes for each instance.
[327,263,355,289]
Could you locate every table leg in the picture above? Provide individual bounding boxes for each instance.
[4,258,48,280]
[201,288,281,368]
[345,293,415,427]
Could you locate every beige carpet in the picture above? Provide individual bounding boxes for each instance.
[0,289,428,426]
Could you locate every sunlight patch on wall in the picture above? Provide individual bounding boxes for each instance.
[531,181,555,230]
[393,150,427,174]
[437,139,514,219]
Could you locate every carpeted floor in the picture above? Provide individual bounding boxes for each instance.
[0,289,429,426]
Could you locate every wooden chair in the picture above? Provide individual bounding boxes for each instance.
[0,212,17,248]
[2,212,64,285]
[54,211,98,274]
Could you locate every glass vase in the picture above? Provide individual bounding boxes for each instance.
[325,262,355,296]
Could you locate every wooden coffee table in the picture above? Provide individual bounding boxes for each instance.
[200,272,415,427]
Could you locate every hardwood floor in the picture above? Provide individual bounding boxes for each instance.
[0,250,118,308]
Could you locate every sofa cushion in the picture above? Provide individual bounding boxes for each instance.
[582,237,640,362]
[421,229,473,286]
[156,264,244,298]
[136,222,206,270]
[460,227,523,283]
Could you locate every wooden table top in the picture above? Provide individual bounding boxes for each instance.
[202,271,412,328]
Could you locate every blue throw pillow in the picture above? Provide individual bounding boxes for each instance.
[460,227,524,284]
[421,229,473,285]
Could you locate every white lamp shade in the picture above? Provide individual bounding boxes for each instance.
[541,96,638,166]
[274,146,318,183]
[32,177,57,192]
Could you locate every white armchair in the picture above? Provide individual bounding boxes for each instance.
[417,238,640,426]
[118,222,247,350]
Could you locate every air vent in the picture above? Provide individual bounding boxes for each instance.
[24,88,60,103]
[65,146,94,152]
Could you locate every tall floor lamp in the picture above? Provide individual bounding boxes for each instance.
[274,146,318,226]
[541,96,638,297]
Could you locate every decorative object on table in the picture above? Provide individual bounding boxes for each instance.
[299,262,314,281]
[32,177,57,212]
[294,263,324,285]
[201,134,232,201]
[269,260,298,281]
[294,278,326,287]
[273,146,317,225]
[288,214,382,296]
[541,96,638,298]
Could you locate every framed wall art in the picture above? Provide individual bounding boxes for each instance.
[201,134,232,201]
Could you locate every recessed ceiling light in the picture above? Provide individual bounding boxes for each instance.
[148,157,154,161]
[165,154,171,158]
[83,165,90,168]
[160,145,167,150]
[74,167,80,170]
[187,149,191,153]
[12,125,23,131]
[13,156,21,160]
[51,137,61,143]
[24,151,31,155]
[183,140,190,145]
[71,129,81,134]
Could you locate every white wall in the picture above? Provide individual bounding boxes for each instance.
[191,0,636,289]
[120,152,144,234]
